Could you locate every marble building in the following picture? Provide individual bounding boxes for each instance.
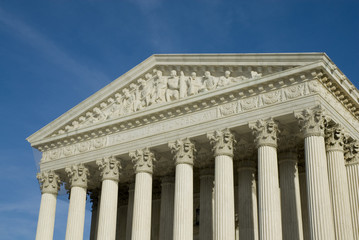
[27,53,359,240]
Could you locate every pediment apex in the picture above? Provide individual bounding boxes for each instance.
[27,53,341,146]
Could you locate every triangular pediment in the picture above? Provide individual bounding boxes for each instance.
[27,53,341,147]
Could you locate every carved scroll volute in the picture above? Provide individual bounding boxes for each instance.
[96,156,122,182]
[129,148,156,174]
[344,140,359,164]
[65,164,90,188]
[325,124,346,152]
[249,118,280,148]
[207,128,236,157]
[37,170,61,194]
[294,105,329,137]
[168,138,196,165]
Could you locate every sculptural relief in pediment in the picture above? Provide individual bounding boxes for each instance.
[50,65,295,137]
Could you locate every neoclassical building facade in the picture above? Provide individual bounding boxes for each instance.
[28,53,359,240]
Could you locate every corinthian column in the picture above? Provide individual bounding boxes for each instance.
[159,177,175,240]
[65,164,90,240]
[96,156,122,240]
[169,138,195,240]
[344,140,359,240]
[35,170,61,240]
[129,148,155,240]
[295,106,335,240]
[249,118,282,240]
[325,125,354,240]
[207,128,236,240]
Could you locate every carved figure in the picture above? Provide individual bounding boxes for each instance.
[121,88,134,114]
[187,72,204,96]
[130,83,141,111]
[166,70,180,101]
[218,71,233,87]
[93,107,107,122]
[179,71,188,99]
[154,70,167,103]
[251,71,262,79]
[203,71,218,91]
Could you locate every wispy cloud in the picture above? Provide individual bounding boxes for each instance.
[0,6,110,91]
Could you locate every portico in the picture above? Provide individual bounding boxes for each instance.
[28,53,359,240]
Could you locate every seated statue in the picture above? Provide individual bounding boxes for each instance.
[203,71,218,92]
[218,70,233,87]
[187,72,204,96]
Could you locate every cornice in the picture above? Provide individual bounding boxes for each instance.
[27,53,332,144]
[33,62,322,150]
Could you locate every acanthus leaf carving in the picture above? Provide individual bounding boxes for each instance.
[37,170,61,194]
[249,117,280,148]
[129,147,156,174]
[325,123,346,151]
[168,138,196,165]
[207,128,236,157]
[65,163,90,188]
[96,155,122,181]
[294,105,329,137]
[344,140,359,164]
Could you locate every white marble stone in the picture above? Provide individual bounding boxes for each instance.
[346,162,359,240]
[199,168,214,240]
[125,183,135,240]
[279,152,304,240]
[298,167,310,240]
[35,171,60,240]
[237,160,258,240]
[169,138,195,240]
[159,177,175,240]
[208,129,236,240]
[65,164,89,240]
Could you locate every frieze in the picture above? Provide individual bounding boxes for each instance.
[40,77,359,162]
[50,67,271,137]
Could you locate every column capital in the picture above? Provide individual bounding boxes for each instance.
[37,170,61,194]
[129,147,156,174]
[294,105,329,137]
[207,128,235,157]
[344,140,359,164]
[65,164,90,188]
[325,124,345,152]
[169,138,196,165]
[96,155,122,181]
[249,118,279,148]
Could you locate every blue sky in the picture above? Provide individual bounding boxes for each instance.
[0,0,358,239]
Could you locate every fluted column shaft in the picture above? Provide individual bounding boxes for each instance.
[159,177,175,240]
[173,163,193,240]
[35,171,60,240]
[346,162,359,239]
[279,153,304,240]
[65,164,89,240]
[96,157,121,240]
[326,149,354,239]
[304,136,335,239]
[199,168,214,240]
[130,148,155,240]
[170,138,195,240]
[257,146,282,240]
[295,106,335,240]
[208,129,235,240]
[237,160,258,240]
[299,167,310,240]
[249,118,282,240]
